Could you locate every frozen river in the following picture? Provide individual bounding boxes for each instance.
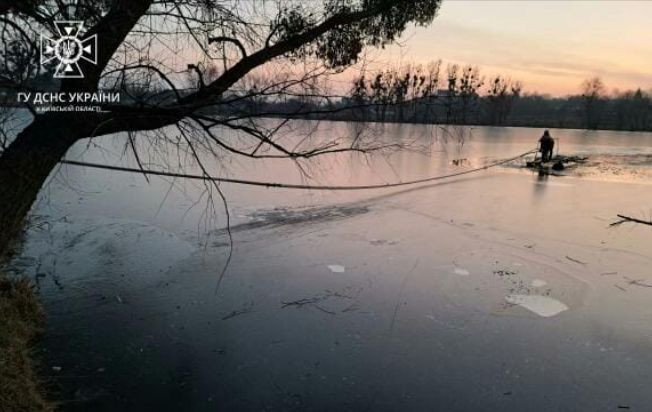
[9,121,652,410]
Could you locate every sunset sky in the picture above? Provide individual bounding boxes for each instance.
[376,0,652,96]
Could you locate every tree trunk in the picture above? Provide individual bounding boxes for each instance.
[0,116,81,255]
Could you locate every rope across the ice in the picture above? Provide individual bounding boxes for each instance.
[59,149,537,191]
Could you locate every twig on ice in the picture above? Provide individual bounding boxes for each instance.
[565,255,587,265]
[611,214,652,227]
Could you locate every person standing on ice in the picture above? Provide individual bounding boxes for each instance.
[539,130,555,162]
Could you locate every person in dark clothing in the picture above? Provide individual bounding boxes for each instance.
[539,130,555,162]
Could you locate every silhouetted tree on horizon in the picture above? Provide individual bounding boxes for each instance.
[581,77,607,130]
[485,76,522,126]
[614,88,651,131]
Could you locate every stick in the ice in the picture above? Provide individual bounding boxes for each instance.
[610,214,652,227]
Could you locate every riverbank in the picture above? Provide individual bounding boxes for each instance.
[0,273,52,411]
[270,111,652,134]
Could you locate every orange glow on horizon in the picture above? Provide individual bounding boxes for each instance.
[371,0,652,97]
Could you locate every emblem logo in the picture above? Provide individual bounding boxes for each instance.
[40,21,97,79]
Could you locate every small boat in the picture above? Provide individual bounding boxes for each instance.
[525,155,587,174]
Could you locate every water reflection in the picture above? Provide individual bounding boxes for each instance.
[533,172,549,199]
[37,120,652,237]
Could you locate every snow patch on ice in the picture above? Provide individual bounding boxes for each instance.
[506,294,568,318]
[328,265,346,273]
[531,279,548,288]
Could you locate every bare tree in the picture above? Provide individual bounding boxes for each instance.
[581,76,606,130]
[369,70,392,121]
[442,64,483,124]
[420,60,441,123]
[0,0,443,253]
[485,75,522,126]
[614,88,650,131]
[457,65,483,124]
[444,63,459,124]
[349,61,441,124]
[390,66,410,122]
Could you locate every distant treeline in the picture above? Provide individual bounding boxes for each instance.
[265,62,652,132]
[4,61,650,132]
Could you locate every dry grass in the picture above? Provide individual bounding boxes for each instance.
[0,274,52,411]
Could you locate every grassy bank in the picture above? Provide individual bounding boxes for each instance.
[0,274,52,411]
